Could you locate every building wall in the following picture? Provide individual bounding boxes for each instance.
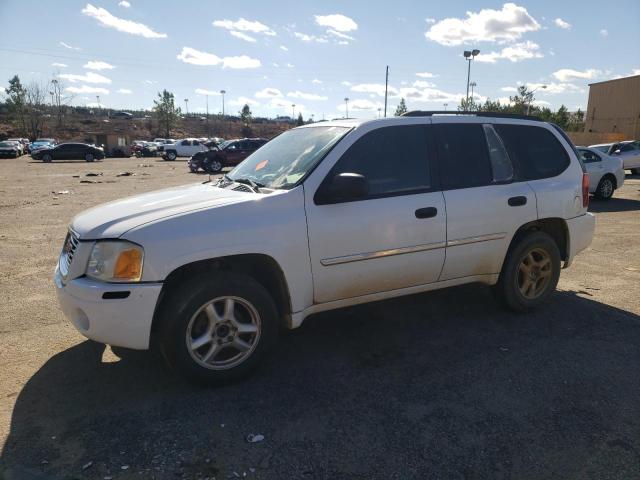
[584,75,640,139]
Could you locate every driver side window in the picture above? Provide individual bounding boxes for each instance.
[326,125,432,199]
[181,140,190,146]
[580,150,600,163]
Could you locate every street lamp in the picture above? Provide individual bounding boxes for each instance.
[470,81,477,106]
[220,90,226,116]
[96,95,100,109]
[443,103,448,111]
[344,97,349,118]
[184,98,189,116]
[463,49,480,110]
[526,85,547,115]
[378,107,381,118]
[291,104,296,120]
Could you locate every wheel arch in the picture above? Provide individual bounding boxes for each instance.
[151,253,293,338]
[506,218,569,264]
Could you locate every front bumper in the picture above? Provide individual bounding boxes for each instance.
[54,268,162,349]
[564,212,595,268]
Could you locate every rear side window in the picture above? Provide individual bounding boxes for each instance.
[329,125,431,197]
[435,124,492,189]
[495,125,570,180]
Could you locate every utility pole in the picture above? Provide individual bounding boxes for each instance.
[184,98,189,116]
[470,81,476,107]
[96,95,100,111]
[384,65,389,117]
[292,104,296,120]
[205,94,209,137]
[378,108,381,118]
[220,90,226,116]
[344,97,349,118]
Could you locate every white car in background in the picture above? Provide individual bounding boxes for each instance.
[589,140,640,174]
[161,138,207,160]
[577,147,625,200]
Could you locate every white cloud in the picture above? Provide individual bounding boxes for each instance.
[59,41,80,50]
[52,63,68,68]
[116,88,132,94]
[501,86,518,92]
[195,88,221,96]
[475,41,543,63]
[229,31,256,42]
[532,99,551,106]
[287,91,328,101]
[426,17,436,24]
[83,60,115,70]
[339,99,383,112]
[255,87,283,98]
[118,0,131,7]
[397,84,468,105]
[351,83,398,97]
[65,85,109,95]
[527,82,582,94]
[600,29,608,37]
[315,14,357,32]
[270,98,304,112]
[59,71,111,84]
[327,29,354,41]
[294,32,328,43]
[286,62,294,68]
[416,72,436,78]
[81,3,167,38]
[143,79,157,84]
[632,69,640,76]
[176,47,261,69]
[229,96,259,107]
[554,18,571,29]
[552,68,601,82]
[341,81,352,86]
[312,78,322,84]
[280,45,289,51]
[425,3,540,46]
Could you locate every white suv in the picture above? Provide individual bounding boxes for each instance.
[54,113,595,384]
[162,138,207,160]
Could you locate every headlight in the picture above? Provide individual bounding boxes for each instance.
[86,240,144,282]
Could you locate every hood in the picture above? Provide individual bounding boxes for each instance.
[71,182,253,239]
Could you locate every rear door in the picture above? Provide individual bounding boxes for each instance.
[304,123,447,304]
[52,144,71,159]
[435,121,538,280]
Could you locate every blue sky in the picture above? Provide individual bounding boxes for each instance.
[1,0,638,119]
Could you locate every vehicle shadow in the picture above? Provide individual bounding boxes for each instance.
[589,197,640,212]
[2,286,640,479]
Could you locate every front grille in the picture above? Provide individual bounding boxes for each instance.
[60,230,79,277]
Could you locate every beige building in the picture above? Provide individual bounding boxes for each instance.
[584,75,640,139]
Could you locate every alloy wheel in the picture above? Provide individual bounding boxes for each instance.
[516,248,553,299]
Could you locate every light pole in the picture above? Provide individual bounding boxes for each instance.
[49,91,54,107]
[443,103,448,111]
[378,107,381,118]
[526,85,547,115]
[344,97,349,118]
[184,98,189,116]
[220,90,226,116]
[96,95,100,110]
[463,49,480,110]
[205,94,209,137]
[470,81,477,107]
[291,104,296,120]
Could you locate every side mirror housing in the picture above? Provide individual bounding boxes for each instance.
[317,172,369,204]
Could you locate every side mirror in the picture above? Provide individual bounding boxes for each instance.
[612,149,621,155]
[318,172,369,204]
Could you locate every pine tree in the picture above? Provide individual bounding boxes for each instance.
[394,98,407,116]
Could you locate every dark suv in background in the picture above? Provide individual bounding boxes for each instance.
[32,143,105,162]
[188,138,267,173]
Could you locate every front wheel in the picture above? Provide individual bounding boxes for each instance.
[42,154,52,163]
[85,153,95,162]
[493,231,561,312]
[165,151,177,161]
[204,158,223,173]
[595,176,615,200]
[159,272,279,385]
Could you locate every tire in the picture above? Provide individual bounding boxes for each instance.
[159,272,279,385]
[42,154,52,163]
[595,175,615,200]
[85,153,95,162]
[493,231,561,312]
[205,157,223,173]
[189,166,197,173]
[165,151,177,161]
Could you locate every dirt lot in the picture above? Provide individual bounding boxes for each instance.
[1,156,639,479]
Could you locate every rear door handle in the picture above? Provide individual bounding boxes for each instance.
[415,207,438,219]
[508,196,527,207]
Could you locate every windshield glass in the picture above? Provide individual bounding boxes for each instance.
[227,126,349,189]
[591,145,610,154]
[0,142,12,147]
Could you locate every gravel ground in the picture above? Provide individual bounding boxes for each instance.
[0,156,639,480]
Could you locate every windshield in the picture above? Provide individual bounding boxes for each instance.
[227,126,349,189]
[591,145,610,154]
[0,142,13,147]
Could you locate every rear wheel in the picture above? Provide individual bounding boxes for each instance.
[595,175,615,200]
[205,157,223,173]
[493,231,561,312]
[159,272,279,385]
[85,153,95,162]
[42,153,52,163]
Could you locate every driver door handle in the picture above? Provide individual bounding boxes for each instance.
[415,207,438,219]
[508,196,527,207]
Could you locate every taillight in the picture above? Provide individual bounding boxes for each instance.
[582,173,589,208]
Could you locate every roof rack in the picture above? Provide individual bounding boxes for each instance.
[401,111,542,121]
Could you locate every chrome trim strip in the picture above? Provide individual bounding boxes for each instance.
[320,241,446,266]
[446,232,507,247]
[320,232,506,266]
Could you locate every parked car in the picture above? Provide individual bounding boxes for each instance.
[577,147,625,200]
[135,142,158,158]
[6,139,24,155]
[111,111,133,119]
[32,142,105,162]
[589,140,640,174]
[162,138,207,160]
[188,138,268,173]
[0,141,21,158]
[54,113,595,384]
[28,140,54,154]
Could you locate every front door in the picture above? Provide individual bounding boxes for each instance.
[304,123,447,304]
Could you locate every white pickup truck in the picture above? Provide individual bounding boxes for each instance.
[54,113,595,384]
[162,138,207,160]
